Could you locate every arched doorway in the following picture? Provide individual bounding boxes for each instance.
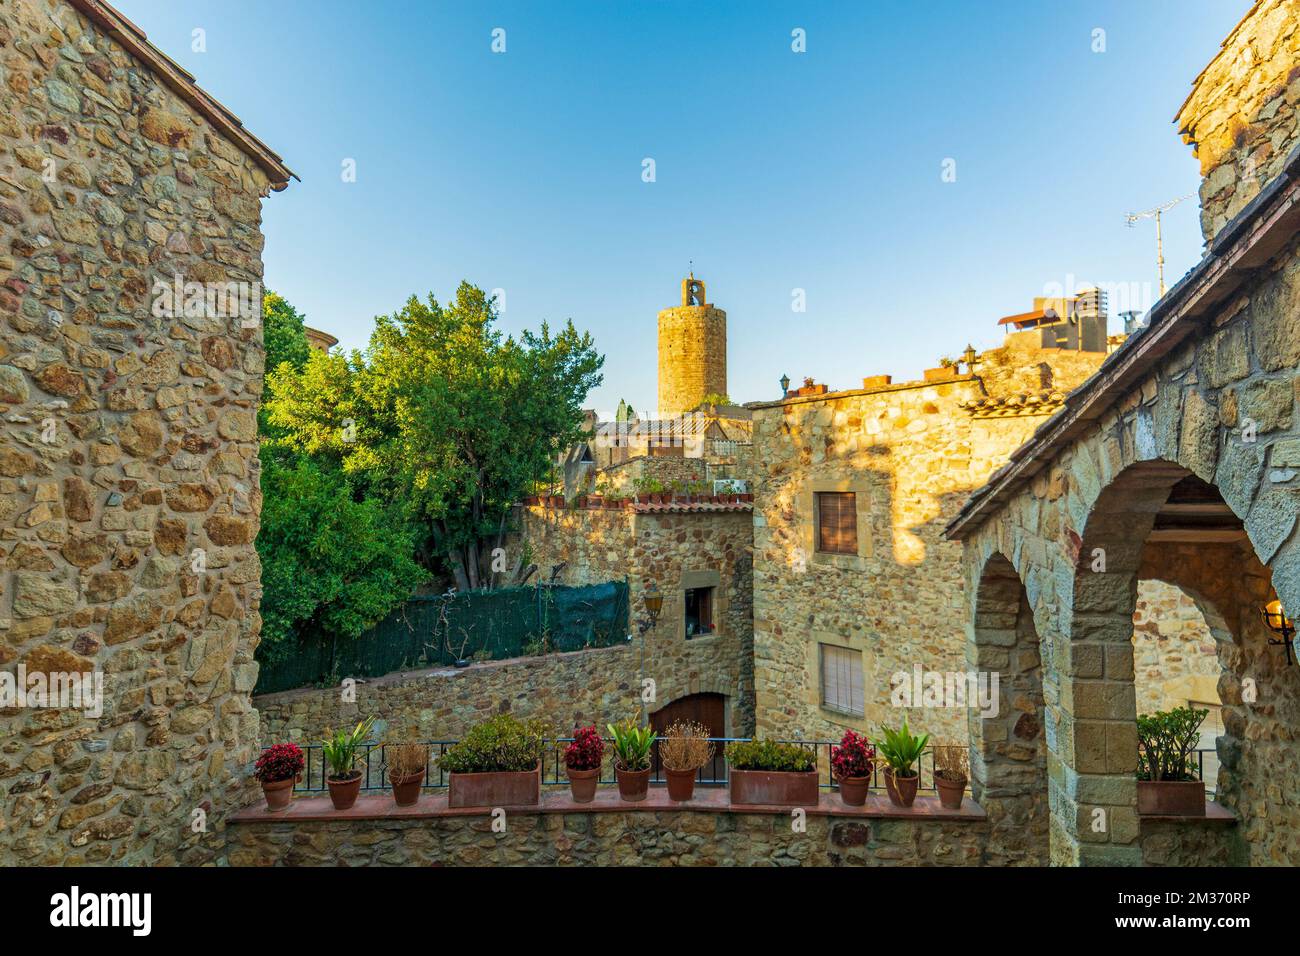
[967,552,1049,865]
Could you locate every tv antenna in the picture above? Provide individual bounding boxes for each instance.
[1125,193,1194,298]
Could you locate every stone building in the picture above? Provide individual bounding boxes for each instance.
[657,274,727,416]
[0,0,291,865]
[947,0,1300,866]
[303,326,337,354]
[520,501,755,739]
[747,309,1115,748]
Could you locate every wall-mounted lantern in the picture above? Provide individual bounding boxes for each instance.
[643,581,663,629]
[1262,598,1297,665]
[961,343,978,373]
[779,373,790,398]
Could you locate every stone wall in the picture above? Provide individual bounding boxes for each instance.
[229,807,988,866]
[749,345,1107,748]
[0,0,278,865]
[1133,579,1221,717]
[523,504,755,734]
[1176,0,1300,241]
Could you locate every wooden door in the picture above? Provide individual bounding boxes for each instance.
[651,693,727,783]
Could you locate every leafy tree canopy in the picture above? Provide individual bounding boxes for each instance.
[264,282,604,589]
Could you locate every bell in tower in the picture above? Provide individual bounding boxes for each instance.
[658,273,727,416]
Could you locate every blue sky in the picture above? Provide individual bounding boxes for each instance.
[116,0,1249,415]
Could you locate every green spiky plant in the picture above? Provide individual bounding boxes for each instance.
[608,717,656,771]
[322,715,376,781]
[875,715,929,779]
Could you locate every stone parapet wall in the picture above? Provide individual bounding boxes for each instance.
[0,0,273,865]
[1176,0,1300,241]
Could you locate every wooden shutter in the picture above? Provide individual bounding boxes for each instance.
[821,644,864,716]
[817,492,858,554]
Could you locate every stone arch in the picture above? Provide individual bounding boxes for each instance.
[968,551,1049,865]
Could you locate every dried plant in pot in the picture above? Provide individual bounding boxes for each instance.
[830,730,875,807]
[1136,706,1207,816]
[659,720,715,801]
[322,716,376,811]
[874,716,928,808]
[564,725,605,803]
[932,742,969,810]
[384,741,429,807]
[608,717,655,801]
[254,743,304,812]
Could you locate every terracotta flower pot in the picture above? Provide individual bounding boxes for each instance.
[729,769,819,806]
[836,775,870,807]
[524,496,540,506]
[935,773,966,810]
[389,769,426,807]
[883,769,919,808]
[326,770,363,811]
[665,768,697,801]
[448,765,542,808]
[1137,780,1206,816]
[260,775,298,812]
[587,497,602,509]
[548,495,564,508]
[615,766,651,801]
[566,765,600,803]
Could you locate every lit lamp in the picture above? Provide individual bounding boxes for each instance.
[1262,598,1297,665]
[779,373,790,398]
[643,581,663,628]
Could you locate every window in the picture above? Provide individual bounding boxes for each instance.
[820,644,864,717]
[816,492,858,554]
[685,587,714,638]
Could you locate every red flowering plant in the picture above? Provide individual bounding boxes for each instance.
[254,743,305,784]
[830,730,875,781]
[564,725,605,772]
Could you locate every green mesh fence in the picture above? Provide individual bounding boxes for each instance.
[253,581,630,695]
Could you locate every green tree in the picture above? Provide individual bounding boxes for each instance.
[254,292,427,667]
[265,282,604,590]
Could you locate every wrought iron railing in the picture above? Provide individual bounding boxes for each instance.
[282,741,1223,798]
[283,738,941,794]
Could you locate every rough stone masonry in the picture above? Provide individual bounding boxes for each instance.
[0,0,291,864]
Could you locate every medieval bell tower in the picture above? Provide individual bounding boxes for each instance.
[657,274,728,415]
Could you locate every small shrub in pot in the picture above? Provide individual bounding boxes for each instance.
[874,716,928,808]
[659,720,714,801]
[322,716,376,811]
[1136,706,1207,816]
[725,738,819,806]
[831,730,875,806]
[932,742,969,810]
[254,742,304,812]
[439,714,548,807]
[564,725,605,803]
[608,717,655,801]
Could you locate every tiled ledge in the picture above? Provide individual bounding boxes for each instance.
[1139,801,1237,824]
[230,786,987,824]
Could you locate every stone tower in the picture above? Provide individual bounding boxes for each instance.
[657,275,727,415]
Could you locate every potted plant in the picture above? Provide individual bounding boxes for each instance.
[659,720,714,801]
[875,716,928,808]
[1136,705,1208,816]
[932,742,969,810]
[253,742,304,812]
[830,729,875,806]
[564,725,605,803]
[725,739,818,806]
[384,741,429,808]
[608,717,655,801]
[439,714,547,808]
[322,716,376,811]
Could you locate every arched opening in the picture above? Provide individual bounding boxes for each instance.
[968,552,1048,865]
[1065,463,1299,865]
